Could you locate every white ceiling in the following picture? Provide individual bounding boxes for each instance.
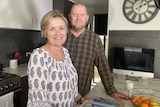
[69,0,108,9]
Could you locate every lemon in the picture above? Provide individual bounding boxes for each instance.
[150,102,159,106]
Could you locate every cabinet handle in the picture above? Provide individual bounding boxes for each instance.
[35,18,37,28]
[32,17,34,28]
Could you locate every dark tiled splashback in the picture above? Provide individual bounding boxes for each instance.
[0,28,45,68]
[108,30,160,78]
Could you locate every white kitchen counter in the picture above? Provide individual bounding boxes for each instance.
[2,64,160,107]
[85,74,160,107]
[3,63,28,77]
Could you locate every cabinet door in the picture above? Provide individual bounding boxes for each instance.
[14,76,28,107]
[64,0,74,19]
[53,0,64,15]
[31,0,53,30]
[0,0,30,29]
[0,0,53,30]
[53,0,74,20]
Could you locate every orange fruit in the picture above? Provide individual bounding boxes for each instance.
[134,99,143,107]
[143,99,150,105]
[131,96,138,100]
[137,99,143,103]
[139,103,149,107]
[134,101,141,107]
[139,96,147,101]
[131,98,137,104]
[131,96,138,104]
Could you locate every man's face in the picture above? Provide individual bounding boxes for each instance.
[69,4,89,31]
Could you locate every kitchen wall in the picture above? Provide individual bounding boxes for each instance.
[108,0,160,30]
[87,5,108,30]
[108,0,160,78]
[0,28,45,68]
[108,30,160,78]
[0,0,53,68]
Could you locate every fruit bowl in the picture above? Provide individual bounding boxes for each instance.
[128,88,160,107]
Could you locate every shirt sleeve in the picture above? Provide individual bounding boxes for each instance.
[94,36,117,95]
[27,49,51,106]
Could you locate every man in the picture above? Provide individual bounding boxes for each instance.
[63,2,129,103]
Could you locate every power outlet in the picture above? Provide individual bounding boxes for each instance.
[26,52,31,57]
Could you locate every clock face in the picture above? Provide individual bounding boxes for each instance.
[123,0,159,24]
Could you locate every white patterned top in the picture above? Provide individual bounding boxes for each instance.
[27,47,78,107]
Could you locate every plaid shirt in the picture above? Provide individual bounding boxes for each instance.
[63,29,117,97]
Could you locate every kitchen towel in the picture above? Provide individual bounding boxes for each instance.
[0,92,14,107]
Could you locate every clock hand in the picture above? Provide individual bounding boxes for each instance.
[135,0,147,11]
[138,3,147,11]
[140,0,143,6]
[135,0,143,10]
[140,3,147,7]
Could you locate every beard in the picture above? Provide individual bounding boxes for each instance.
[72,25,85,32]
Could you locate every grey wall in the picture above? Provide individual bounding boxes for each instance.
[0,28,45,68]
[108,30,160,78]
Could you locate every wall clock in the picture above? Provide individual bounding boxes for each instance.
[123,0,159,24]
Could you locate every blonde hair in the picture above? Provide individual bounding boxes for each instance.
[40,10,68,38]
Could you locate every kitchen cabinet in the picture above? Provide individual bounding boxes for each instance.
[14,76,28,107]
[53,0,64,15]
[53,0,74,19]
[0,0,53,30]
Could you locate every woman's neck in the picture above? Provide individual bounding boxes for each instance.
[42,44,64,61]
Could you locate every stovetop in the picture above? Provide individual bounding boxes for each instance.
[0,72,16,80]
[0,72,21,96]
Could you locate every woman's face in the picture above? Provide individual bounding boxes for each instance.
[46,17,67,47]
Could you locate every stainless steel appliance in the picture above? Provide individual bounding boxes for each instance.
[0,72,21,96]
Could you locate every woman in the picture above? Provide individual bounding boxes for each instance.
[27,10,78,107]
